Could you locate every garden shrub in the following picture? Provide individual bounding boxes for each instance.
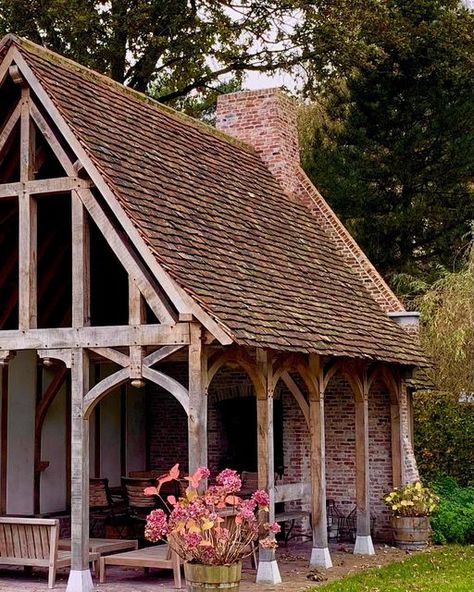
[429,474,474,544]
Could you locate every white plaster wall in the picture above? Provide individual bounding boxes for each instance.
[40,370,67,513]
[99,364,122,486]
[6,351,36,515]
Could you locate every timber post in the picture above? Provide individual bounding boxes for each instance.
[354,369,375,555]
[66,347,93,592]
[187,322,208,481]
[255,349,281,585]
[308,355,332,568]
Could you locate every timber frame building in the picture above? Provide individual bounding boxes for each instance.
[0,34,425,591]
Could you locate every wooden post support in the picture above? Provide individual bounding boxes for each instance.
[354,381,375,555]
[187,323,207,480]
[255,350,281,585]
[390,402,402,488]
[66,348,93,592]
[71,191,90,328]
[308,355,332,568]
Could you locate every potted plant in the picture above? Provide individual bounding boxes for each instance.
[383,481,439,550]
[143,464,280,591]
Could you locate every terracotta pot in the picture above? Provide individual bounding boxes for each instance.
[391,515,431,550]
[184,562,242,591]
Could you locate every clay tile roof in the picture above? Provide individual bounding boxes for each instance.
[3,36,427,366]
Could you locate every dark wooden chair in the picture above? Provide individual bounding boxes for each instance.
[121,477,157,541]
[90,478,128,538]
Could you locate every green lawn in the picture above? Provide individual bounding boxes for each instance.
[311,546,473,592]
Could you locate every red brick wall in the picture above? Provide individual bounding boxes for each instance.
[325,374,356,517]
[368,380,393,539]
[325,373,393,540]
[148,363,189,473]
[147,363,395,541]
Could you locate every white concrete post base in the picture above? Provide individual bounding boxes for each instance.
[310,546,333,568]
[354,535,375,555]
[66,569,94,592]
[256,559,282,584]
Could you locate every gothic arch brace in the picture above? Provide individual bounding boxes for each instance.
[83,365,189,419]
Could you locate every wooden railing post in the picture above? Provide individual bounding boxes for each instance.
[308,355,332,568]
[256,349,281,585]
[188,323,207,480]
[66,348,93,592]
[354,379,375,555]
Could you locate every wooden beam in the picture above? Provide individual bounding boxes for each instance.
[274,482,311,504]
[354,385,375,555]
[391,403,402,488]
[308,354,332,567]
[88,347,129,367]
[0,366,8,514]
[0,323,190,350]
[83,367,129,419]
[281,371,309,426]
[0,177,93,198]
[29,101,75,175]
[68,348,93,588]
[255,349,281,584]
[18,190,37,329]
[129,277,144,381]
[71,190,90,328]
[187,323,207,478]
[142,366,189,415]
[143,345,184,367]
[0,101,21,159]
[9,47,233,346]
[0,46,16,87]
[78,188,176,325]
[20,86,33,182]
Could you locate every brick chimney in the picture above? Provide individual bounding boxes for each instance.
[216,88,301,198]
[216,87,410,316]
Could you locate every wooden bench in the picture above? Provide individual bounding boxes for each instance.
[99,544,182,588]
[0,517,99,588]
[274,482,312,545]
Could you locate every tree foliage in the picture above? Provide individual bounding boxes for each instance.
[0,0,382,105]
[302,0,474,282]
[412,238,474,485]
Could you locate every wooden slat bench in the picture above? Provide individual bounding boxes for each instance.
[99,544,182,588]
[0,517,99,588]
[274,482,312,545]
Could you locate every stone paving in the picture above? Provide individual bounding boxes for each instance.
[0,543,414,591]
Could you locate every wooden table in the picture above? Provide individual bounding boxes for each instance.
[58,537,138,555]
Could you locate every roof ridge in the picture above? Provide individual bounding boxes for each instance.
[2,34,256,154]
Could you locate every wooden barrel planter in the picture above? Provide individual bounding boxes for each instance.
[391,516,431,550]
[184,562,242,591]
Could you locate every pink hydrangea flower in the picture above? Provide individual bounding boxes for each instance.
[251,490,270,507]
[260,537,278,550]
[216,469,242,492]
[265,521,281,534]
[144,509,169,542]
[183,532,203,548]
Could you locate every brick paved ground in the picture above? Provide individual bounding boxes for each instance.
[0,543,415,591]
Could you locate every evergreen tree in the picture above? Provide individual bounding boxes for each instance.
[303,0,474,282]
